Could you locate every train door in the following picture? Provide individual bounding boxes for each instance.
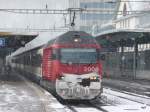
[42,48,53,80]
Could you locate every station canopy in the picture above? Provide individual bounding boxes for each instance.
[95,29,150,47]
[0,31,38,48]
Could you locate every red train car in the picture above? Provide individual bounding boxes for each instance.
[10,31,103,100]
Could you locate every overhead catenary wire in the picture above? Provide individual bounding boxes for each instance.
[0,8,149,15]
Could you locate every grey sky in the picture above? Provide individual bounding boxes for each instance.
[0,0,68,9]
[0,0,69,52]
[129,0,150,11]
[0,0,149,29]
[0,0,68,29]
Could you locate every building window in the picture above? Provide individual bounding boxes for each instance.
[123,3,127,16]
[148,44,150,48]
[120,21,123,28]
[80,2,116,9]
[127,20,129,28]
[128,20,130,28]
[80,13,114,20]
[80,26,91,32]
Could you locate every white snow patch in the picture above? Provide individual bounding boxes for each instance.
[144,92,150,94]
[73,107,103,112]
[0,108,20,112]
[103,88,150,105]
[11,31,66,56]
[102,104,150,112]
[50,103,65,109]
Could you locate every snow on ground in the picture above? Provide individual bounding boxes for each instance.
[0,81,38,112]
[98,87,150,112]
[1,80,150,112]
[0,74,72,112]
[67,87,150,112]
[72,104,150,112]
[103,88,150,105]
[102,105,150,112]
[0,74,150,112]
[73,107,103,112]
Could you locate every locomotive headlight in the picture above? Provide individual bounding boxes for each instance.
[74,38,79,42]
[73,35,81,42]
[90,76,99,80]
[90,76,95,80]
[93,76,97,80]
[60,76,65,80]
[90,77,93,80]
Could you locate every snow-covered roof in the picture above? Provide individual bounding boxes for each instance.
[95,28,150,37]
[0,31,38,36]
[11,31,67,57]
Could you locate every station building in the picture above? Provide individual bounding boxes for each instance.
[96,0,150,80]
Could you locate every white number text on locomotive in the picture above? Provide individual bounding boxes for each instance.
[84,67,98,72]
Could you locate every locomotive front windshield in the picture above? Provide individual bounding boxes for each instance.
[60,48,97,64]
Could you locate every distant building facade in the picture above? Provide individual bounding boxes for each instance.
[115,12,150,30]
[95,0,150,34]
[68,0,118,34]
[114,0,150,29]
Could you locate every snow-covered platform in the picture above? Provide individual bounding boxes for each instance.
[103,77,150,97]
[0,73,67,112]
[0,73,150,112]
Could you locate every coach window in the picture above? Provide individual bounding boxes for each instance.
[20,56,23,64]
[32,53,36,66]
[34,54,41,67]
[25,56,27,65]
[26,53,30,65]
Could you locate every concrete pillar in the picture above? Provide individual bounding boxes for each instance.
[120,39,124,77]
[133,38,138,79]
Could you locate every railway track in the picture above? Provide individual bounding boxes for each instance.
[66,102,108,112]
[104,86,150,100]
[62,87,150,112]
[103,87,150,106]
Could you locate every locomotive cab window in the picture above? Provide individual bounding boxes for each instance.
[52,49,60,60]
[60,48,98,64]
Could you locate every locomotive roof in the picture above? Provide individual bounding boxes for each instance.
[11,31,97,57]
[44,31,97,47]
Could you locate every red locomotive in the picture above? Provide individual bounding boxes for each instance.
[9,31,103,100]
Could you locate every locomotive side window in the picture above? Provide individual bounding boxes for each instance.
[52,49,60,60]
[31,51,41,67]
[60,48,97,64]
[99,53,105,61]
